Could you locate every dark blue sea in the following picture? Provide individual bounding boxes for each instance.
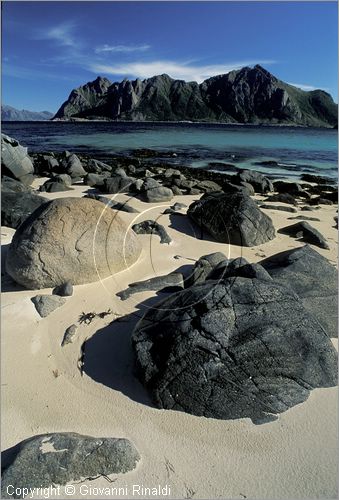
[2,121,337,181]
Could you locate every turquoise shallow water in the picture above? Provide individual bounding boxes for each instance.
[2,122,337,180]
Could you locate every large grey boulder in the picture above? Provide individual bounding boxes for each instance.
[1,134,34,185]
[261,245,338,338]
[188,192,275,246]
[1,191,47,229]
[1,433,140,498]
[6,197,142,289]
[132,276,337,423]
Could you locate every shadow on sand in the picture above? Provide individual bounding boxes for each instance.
[83,294,175,408]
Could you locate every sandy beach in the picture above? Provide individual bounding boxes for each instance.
[1,177,337,499]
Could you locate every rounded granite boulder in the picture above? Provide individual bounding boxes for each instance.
[132,274,337,423]
[6,197,142,289]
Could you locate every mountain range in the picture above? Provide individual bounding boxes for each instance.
[1,105,53,121]
[53,65,337,127]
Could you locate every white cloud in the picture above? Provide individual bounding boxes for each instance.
[95,44,151,54]
[288,82,327,91]
[89,59,276,83]
[35,22,78,47]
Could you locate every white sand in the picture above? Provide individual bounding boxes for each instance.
[1,182,337,499]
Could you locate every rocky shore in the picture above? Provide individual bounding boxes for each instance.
[1,133,338,499]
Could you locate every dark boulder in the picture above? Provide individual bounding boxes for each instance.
[1,191,47,229]
[99,175,135,194]
[85,159,112,173]
[260,204,297,213]
[273,181,304,195]
[265,193,298,205]
[132,276,337,423]
[1,433,140,498]
[1,176,33,193]
[300,174,336,185]
[145,186,174,202]
[278,221,329,249]
[188,192,275,246]
[61,154,87,178]
[53,281,73,297]
[132,220,171,244]
[261,245,338,338]
[237,170,273,193]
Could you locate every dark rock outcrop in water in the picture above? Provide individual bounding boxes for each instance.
[1,433,140,498]
[53,66,337,127]
[132,274,338,423]
[188,192,276,246]
[1,104,53,121]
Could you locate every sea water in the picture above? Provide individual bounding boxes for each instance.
[2,121,337,181]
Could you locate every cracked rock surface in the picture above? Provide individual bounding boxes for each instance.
[132,274,337,423]
[261,245,338,338]
[5,197,142,289]
[188,192,275,246]
[1,433,140,498]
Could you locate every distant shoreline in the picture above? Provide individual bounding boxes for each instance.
[1,119,337,130]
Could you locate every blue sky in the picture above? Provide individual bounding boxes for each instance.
[2,1,338,112]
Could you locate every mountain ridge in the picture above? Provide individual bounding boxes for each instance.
[53,65,338,127]
[2,105,53,121]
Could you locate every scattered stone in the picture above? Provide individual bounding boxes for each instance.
[288,215,320,222]
[273,181,304,195]
[31,295,66,318]
[278,221,329,249]
[86,159,112,173]
[260,204,297,213]
[1,433,140,497]
[100,175,135,194]
[39,177,73,193]
[132,276,337,422]
[265,193,297,205]
[61,324,78,346]
[61,154,87,178]
[261,245,338,338]
[300,174,336,185]
[195,180,223,193]
[171,185,183,196]
[1,191,47,229]
[6,197,142,289]
[188,192,275,246]
[84,173,109,187]
[237,169,273,193]
[309,197,333,206]
[145,186,173,203]
[1,134,34,185]
[117,272,184,300]
[132,220,171,244]
[53,281,73,297]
